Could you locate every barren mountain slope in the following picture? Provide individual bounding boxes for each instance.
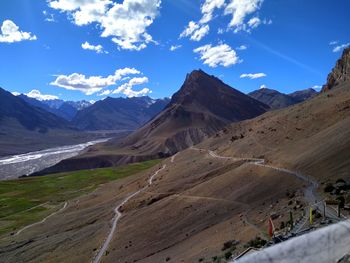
[3,58,350,263]
[118,69,268,155]
[0,148,302,263]
[201,81,350,182]
[248,88,299,109]
[39,70,269,174]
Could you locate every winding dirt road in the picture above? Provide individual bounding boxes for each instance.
[15,201,68,236]
[92,146,342,263]
[191,147,341,229]
[93,164,168,263]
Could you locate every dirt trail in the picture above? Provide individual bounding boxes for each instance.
[15,201,68,236]
[93,165,166,263]
[190,147,341,231]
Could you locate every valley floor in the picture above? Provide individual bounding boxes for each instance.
[0,147,309,263]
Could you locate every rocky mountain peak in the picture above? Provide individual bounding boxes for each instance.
[322,46,350,92]
[169,69,229,106]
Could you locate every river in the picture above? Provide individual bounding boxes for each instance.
[0,139,109,180]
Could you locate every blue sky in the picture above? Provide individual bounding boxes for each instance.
[0,0,349,102]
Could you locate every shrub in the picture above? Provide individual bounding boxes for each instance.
[315,212,322,219]
[221,240,237,251]
[280,221,285,229]
[224,251,232,260]
[336,178,346,184]
[324,184,334,193]
[247,236,267,248]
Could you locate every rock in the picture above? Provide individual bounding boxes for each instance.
[322,46,350,92]
[337,254,350,263]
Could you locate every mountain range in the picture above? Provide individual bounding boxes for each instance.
[18,95,91,121]
[4,47,350,263]
[0,87,83,156]
[37,69,270,173]
[0,88,69,132]
[72,96,170,131]
[0,93,170,156]
[248,87,317,109]
[16,93,170,131]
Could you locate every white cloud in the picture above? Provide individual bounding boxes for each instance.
[48,0,112,24]
[170,45,182,51]
[224,0,263,32]
[180,0,224,42]
[180,0,268,41]
[237,45,247,50]
[0,20,37,43]
[332,43,349,53]
[247,17,261,28]
[81,41,108,54]
[112,76,151,97]
[217,28,225,34]
[48,0,161,51]
[114,68,141,77]
[50,67,141,95]
[311,85,322,90]
[180,21,199,38]
[240,73,266,79]
[190,24,209,41]
[25,89,59,101]
[263,18,272,25]
[98,89,112,96]
[50,73,114,95]
[43,10,56,22]
[12,90,59,100]
[260,84,268,89]
[200,0,225,24]
[194,43,240,67]
[329,41,338,45]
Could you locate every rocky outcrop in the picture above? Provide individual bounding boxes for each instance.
[322,46,350,92]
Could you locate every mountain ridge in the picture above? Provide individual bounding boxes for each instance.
[18,95,92,121]
[72,96,170,131]
[249,87,318,110]
[322,46,350,92]
[117,69,270,155]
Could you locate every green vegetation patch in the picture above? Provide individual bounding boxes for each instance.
[0,159,160,236]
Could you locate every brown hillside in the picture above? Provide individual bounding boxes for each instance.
[114,69,269,155]
[2,52,350,263]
